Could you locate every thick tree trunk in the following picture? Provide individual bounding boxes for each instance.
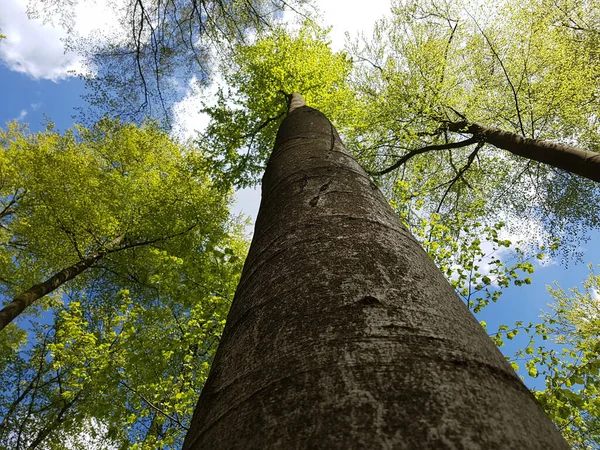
[0,236,123,331]
[449,121,600,182]
[183,95,568,449]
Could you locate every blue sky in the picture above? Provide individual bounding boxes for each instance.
[0,64,86,132]
[1,0,598,393]
[478,232,600,389]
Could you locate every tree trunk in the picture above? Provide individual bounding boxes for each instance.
[183,95,569,449]
[0,235,124,331]
[448,121,600,182]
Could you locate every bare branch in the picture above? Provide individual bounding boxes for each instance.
[371,136,479,176]
[435,142,483,213]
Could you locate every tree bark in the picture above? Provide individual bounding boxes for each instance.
[0,235,124,332]
[448,121,600,182]
[183,95,569,449]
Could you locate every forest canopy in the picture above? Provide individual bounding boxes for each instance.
[0,0,599,447]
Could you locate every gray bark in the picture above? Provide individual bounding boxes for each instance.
[183,95,569,449]
[0,235,124,332]
[448,120,600,182]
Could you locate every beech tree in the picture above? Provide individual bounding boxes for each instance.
[0,119,232,330]
[27,0,308,125]
[182,93,568,449]
[185,23,597,446]
[0,120,247,448]
[349,0,600,255]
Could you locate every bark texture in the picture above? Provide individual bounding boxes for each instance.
[183,101,569,449]
[449,121,600,182]
[0,236,123,331]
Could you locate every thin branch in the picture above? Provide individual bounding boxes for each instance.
[466,10,526,136]
[353,55,386,74]
[371,136,478,176]
[119,380,189,430]
[133,0,150,111]
[438,20,459,87]
[435,142,483,213]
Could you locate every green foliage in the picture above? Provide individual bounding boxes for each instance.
[18,230,245,449]
[534,269,600,448]
[349,0,600,257]
[8,234,243,448]
[352,0,600,149]
[495,266,600,448]
[199,21,363,186]
[0,118,229,308]
[395,185,548,315]
[0,119,248,448]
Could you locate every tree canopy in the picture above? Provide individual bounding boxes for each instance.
[346,0,600,258]
[27,0,308,125]
[0,120,247,448]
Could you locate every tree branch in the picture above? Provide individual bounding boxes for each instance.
[371,137,479,176]
[119,380,189,430]
[447,120,600,182]
[466,11,526,136]
[435,142,483,213]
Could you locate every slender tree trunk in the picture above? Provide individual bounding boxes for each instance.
[448,121,600,182]
[0,236,124,331]
[183,95,569,449]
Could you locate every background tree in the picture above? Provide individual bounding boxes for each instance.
[27,0,310,125]
[0,118,231,329]
[0,120,248,448]
[348,0,600,258]
[491,266,600,448]
[0,231,246,449]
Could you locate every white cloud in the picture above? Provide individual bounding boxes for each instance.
[13,108,27,121]
[171,76,219,140]
[0,0,118,81]
[314,0,391,52]
[0,0,80,80]
[62,418,119,450]
[280,0,391,51]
